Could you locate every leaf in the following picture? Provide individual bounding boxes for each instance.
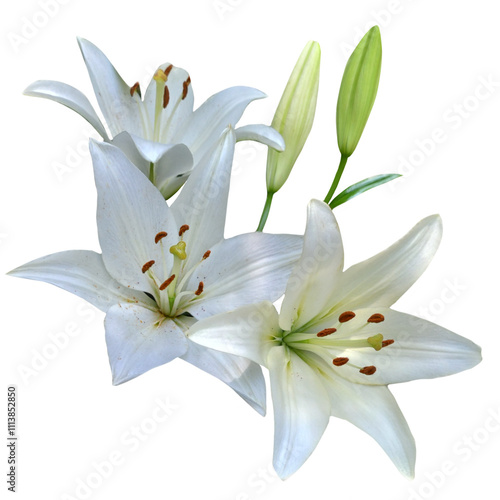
[329,174,401,209]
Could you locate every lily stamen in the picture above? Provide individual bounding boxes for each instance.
[141,260,155,273]
[130,82,141,97]
[159,274,176,291]
[182,77,191,100]
[382,339,395,348]
[367,313,385,323]
[194,282,204,296]
[359,365,377,375]
[332,357,349,366]
[163,86,170,109]
[155,231,168,244]
[339,311,356,323]
[179,224,190,237]
[317,328,337,337]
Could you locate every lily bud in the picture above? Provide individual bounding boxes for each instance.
[337,26,382,157]
[266,41,321,193]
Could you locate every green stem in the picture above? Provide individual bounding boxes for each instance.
[256,192,274,232]
[323,154,348,205]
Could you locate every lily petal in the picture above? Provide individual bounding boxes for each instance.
[186,232,302,318]
[181,339,267,416]
[7,250,154,312]
[330,308,482,386]
[174,86,266,162]
[317,361,416,478]
[235,124,285,151]
[105,303,187,385]
[24,80,109,140]
[331,215,442,313]
[170,127,235,270]
[77,37,143,137]
[280,199,344,332]
[187,301,280,367]
[110,131,193,197]
[90,140,177,293]
[268,346,331,479]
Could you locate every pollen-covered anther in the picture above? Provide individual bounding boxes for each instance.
[130,82,141,97]
[333,357,349,366]
[194,282,204,296]
[202,250,211,260]
[141,260,155,273]
[179,224,190,237]
[382,339,395,348]
[360,365,377,375]
[182,76,191,100]
[317,328,337,337]
[164,64,174,79]
[367,313,385,323]
[155,231,168,244]
[159,274,176,291]
[339,311,356,323]
[163,86,170,108]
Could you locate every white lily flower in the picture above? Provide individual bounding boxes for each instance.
[188,199,482,478]
[24,38,284,199]
[8,129,302,416]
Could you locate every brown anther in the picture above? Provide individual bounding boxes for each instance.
[155,231,168,244]
[163,86,170,108]
[159,274,176,291]
[130,82,141,97]
[141,260,155,273]
[202,250,211,260]
[381,339,395,348]
[367,313,385,323]
[164,64,174,79]
[194,281,204,296]
[360,366,377,375]
[179,224,190,237]
[317,328,337,337]
[332,357,349,366]
[339,311,356,323]
[182,76,191,100]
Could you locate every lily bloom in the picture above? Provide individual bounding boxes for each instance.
[24,38,284,199]
[9,129,302,416]
[188,199,481,478]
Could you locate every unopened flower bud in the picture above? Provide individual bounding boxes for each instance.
[337,26,382,157]
[266,41,321,193]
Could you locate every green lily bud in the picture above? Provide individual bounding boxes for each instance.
[266,41,321,194]
[337,26,382,157]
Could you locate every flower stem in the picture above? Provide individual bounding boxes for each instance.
[256,192,274,232]
[323,154,348,205]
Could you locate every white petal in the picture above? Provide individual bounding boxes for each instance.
[143,63,194,143]
[90,140,177,293]
[105,303,187,385]
[280,199,344,332]
[77,37,144,137]
[186,232,302,318]
[24,80,109,140]
[317,363,416,478]
[330,308,482,386]
[8,250,155,312]
[333,215,442,312]
[174,86,266,163]
[110,131,193,198]
[268,346,331,479]
[170,127,235,270]
[235,124,285,151]
[181,339,267,415]
[187,301,281,367]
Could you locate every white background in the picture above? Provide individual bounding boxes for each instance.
[1,1,499,499]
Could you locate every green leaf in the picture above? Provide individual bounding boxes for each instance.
[329,174,401,209]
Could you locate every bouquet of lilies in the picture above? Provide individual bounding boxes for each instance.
[9,27,481,479]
